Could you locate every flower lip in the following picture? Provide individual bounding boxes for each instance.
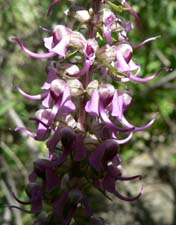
[50,79,66,97]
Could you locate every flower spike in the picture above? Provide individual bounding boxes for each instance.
[12,0,168,223]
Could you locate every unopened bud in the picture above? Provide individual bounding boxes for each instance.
[60,127,76,148]
[68,189,82,205]
[35,109,51,122]
[86,80,99,96]
[74,10,91,23]
[64,65,80,76]
[99,84,115,100]
[103,140,119,162]
[97,45,116,62]
[50,79,66,97]
[67,79,84,96]
[70,31,86,49]
[26,183,42,198]
[33,159,50,178]
[122,91,132,107]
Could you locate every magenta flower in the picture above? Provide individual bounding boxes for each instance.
[11,183,43,214]
[46,126,87,162]
[85,84,156,141]
[16,70,75,141]
[11,0,169,224]
[89,140,142,201]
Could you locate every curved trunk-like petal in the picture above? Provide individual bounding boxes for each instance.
[12,192,31,205]
[16,86,47,100]
[107,131,133,145]
[133,36,160,49]
[11,188,43,213]
[122,1,142,31]
[15,127,35,138]
[10,206,35,214]
[36,122,51,141]
[107,165,142,180]
[102,174,143,201]
[47,0,60,16]
[99,101,132,132]
[13,38,57,59]
[120,115,157,131]
[128,67,169,83]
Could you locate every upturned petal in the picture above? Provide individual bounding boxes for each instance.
[85,90,100,117]
[16,86,47,100]
[102,174,143,201]
[12,38,56,59]
[128,67,169,83]
[47,0,60,16]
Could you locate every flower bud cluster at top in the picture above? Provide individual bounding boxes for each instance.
[12,0,168,224]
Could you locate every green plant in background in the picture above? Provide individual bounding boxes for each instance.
[0,0,176,225]
[7,0,169,224]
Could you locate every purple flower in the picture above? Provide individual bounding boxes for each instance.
[29,159,60,192]
[85,84,155,142]
[11,0,168,223]
[11,183,43,214]
[12,38,57,59]
[53,189,92,225]
[89,140,142,201]
[101,8,117,45]
[120,0,142,31]
[16,74,76,141]
[46,126,87,162]
[47,0,60,16]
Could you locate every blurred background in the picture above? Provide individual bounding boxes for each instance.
[0,0,176,224]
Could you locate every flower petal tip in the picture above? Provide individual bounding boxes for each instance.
[47,0,60,17]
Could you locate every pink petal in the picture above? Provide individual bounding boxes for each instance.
[85,90,100,117]
[47,0,60,16]
[12,38,56,59]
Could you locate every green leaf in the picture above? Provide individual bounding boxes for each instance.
[0,102,15,116]
[107,1,129,13]
[101,61,126,78]
[65,49,78,59]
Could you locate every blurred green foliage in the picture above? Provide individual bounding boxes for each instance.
[0,0,176,224]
